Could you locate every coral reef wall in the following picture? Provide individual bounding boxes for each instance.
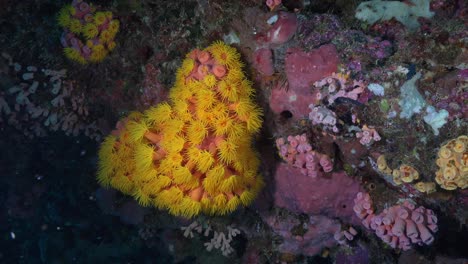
[0,0,467,263]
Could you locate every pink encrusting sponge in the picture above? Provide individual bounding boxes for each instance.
[353,192,438,250]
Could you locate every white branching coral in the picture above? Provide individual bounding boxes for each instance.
[181,221,241,256]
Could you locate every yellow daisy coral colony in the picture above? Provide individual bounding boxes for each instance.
[435,135,467,190]
[97,42,264,218]
[57,0,119,64]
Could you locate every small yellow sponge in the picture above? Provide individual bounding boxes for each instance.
[97,42,264,218]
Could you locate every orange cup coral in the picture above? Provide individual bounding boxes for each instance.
[97,42,264,218]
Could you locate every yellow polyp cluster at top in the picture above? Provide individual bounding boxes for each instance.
[97,42,264,218]
[57,2,119,64]
[435,135,467,190]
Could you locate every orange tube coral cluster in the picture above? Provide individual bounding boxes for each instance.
[97,42,264,218]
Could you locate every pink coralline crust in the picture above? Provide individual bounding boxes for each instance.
[286,44,339,89]
[252,48,274,76]
[269,82,319,119]
[269,44,339,119]
[334,139,369,168]
[262,212,340,256]
[276,134,333,178]
[354,192,438,251]
[273,163,363,224]
[257,11,298,45]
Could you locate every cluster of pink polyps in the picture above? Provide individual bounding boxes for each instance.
[276,133,333,178]
[356,124,381,146]
[334,226,358,245]
[308,104,339,132]
[353,192,438,250]
[313,72,366,105]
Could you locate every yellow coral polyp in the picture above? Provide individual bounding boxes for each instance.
[98,29,112,44]
[392,169,403,185]
[196,151,215,173]
[144,103,172,125]
[134,143,156,171]
[453,139,465,153]
[377,155,387,170]
[86,40,94,47]
[107,20,120,35]
[179,58,195,77]
[195,89,215,109]
[107,41,117,51]
[435,135,467,190]
[93,11,107,25]
[63,47,86,64]
[83,23,99,39]
[104,11,113,20]
[376,155,392,174]
[218,140,238,163]
[203,74,217,88]
[90,44,107,62]
[68,19,83,34]
[207,41,242,69]
[97,42,263,218]
[442,165,457,180]
[186,120,208,145]
[213,114,233,136]
[97,136,117,186]
[240,108,263,133]
[399,164,419,183]
[414,181,436,194]
[57,5,73,27]
[439,147,452,159]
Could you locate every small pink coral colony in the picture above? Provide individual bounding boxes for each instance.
[354,192,438,250]
[276,134,333,178]
[266,0,282,11]
[356,124,381,146]
[313,72,366,105]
